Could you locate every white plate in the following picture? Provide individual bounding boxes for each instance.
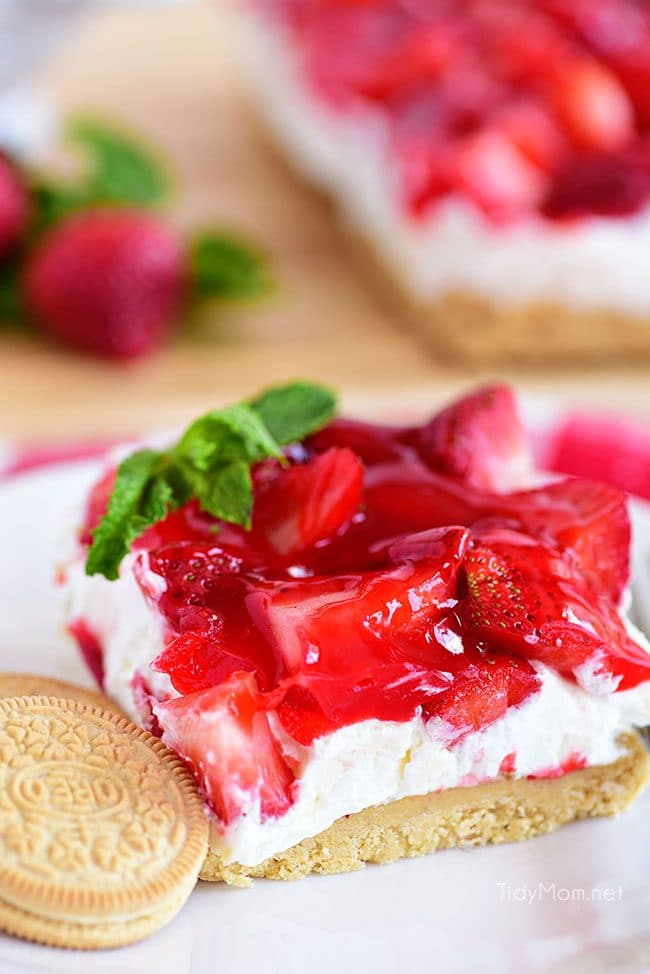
[0,461,649,974]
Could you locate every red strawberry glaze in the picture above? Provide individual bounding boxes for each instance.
[253,0,650,223]
[68,619,105,689]
[527,752,588,780]
[76,387,650,821]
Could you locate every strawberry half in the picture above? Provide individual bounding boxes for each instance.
[154,672,294,824]
[500,478,631,603]
[429,654,541,745]
[254,447,364,558]
[415,384,532,493]
[252,526,471,734]
[552,58,634,152]
[464,532,650,691]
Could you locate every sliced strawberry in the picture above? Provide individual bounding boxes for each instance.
[154,672,294,824]
[493,100,567,171]
[254,447,364,558]
[451,129,547,218]
[68,618,105,689]
[543,149,650,219]
[415,384,533,493]
[152,630,271,697]
[464,533,650,691]
[148,544,283,694]
[552,58,634,152]
[252,526,470,728]
[429,654,541,745]
[500,478,630,603]
[275,685,338,745]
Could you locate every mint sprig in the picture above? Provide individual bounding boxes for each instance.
[85,381,337,580]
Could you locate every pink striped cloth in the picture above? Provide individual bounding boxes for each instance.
[0,440,115,478]
[2,412,650,500]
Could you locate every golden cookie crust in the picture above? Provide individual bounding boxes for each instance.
[200,732,649,885]
[402,292,650,366]
[348,228,650,365]
[0,673,125,717]
[0,696,208,924]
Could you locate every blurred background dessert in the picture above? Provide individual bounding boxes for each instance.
[237,0,650,364]
[1,0,649,451]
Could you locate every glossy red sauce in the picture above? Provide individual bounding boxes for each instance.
[75,404,650,823]
[68,619,105,690]
[78,417,650,751]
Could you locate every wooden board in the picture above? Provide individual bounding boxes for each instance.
[2,1,649,442]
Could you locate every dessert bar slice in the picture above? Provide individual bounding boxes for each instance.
[236,0,650,363]
[64,382,650,882]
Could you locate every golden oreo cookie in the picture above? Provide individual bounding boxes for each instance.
[0,673,125,717]
[0,881,194,950]
[0,696,208,948]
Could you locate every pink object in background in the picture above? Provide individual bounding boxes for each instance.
[540,413,650,501]
[0,439,114,477]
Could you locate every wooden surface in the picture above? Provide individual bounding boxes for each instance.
[2,1,649,442]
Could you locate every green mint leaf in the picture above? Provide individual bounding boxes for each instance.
[86,449,166,580]
[173,403,282,471]
[86,381,339,579]
[190,232,269,300]
[140,474,175,525]
[68,117,171,207]
[192,460,254,527]
[251,381,337,445]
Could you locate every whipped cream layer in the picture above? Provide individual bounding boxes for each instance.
[65,548,650,867]
[236,12,650,318]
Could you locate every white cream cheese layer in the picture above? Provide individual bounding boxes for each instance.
[209,666,650,866]
[235,12,650,318]
[65,544,650,867]
[65,552,176,716]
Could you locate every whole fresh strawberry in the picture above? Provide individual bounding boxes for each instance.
[23,210,186,359]
[0,153,30,259]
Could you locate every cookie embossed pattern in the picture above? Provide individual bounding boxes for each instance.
[0,696,208,949]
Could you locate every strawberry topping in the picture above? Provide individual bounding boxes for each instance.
[75,384,650,825]
[154,673,294,824]
[256,0,650,222]
[254,446,364,557]
[464,532,650,691]
[413,384,532,493]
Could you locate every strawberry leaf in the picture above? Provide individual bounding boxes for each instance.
[190,232,269,299]
[0,259,26,325]
[30,117,172,236]
[67,117,171,207]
